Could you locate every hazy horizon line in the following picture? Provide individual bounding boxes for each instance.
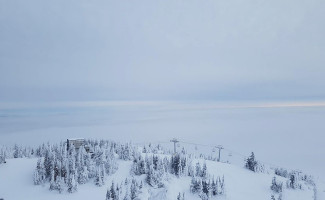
[1,99,325,110]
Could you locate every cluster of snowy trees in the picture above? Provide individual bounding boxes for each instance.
[190,176,225,200]
[286,174,303,190]
[244,152,267,173]
[13,144,34,158]
[142,143,168,154]
[274,167,315,190]
[33,140,121,193]
[0,145,34,160]
[131,153,215,185]
[131,153,190,188]
[130,151,225,200]
[270,168,318,200]
[105,178,143,200]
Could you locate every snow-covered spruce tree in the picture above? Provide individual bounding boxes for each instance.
[195,162,202,177]
[123,187,131,200]
[67,165,78,193]
[171,153,182,176]
[270,177,283,193]
[201,163,208,179]
[104,147,118,175]
[55,176,65,193]
[218,176,225,195]
[34,158,46,185]
[187,162,195,177]
[0,153,4,164]
[199,193,209,200]
[106,188,111,200]
[84,147,94,179]
[43,145,54,180]
[110,181,118,200]
[78,165,89,184]
[67,145,78,193]
[146,164,163,188]
[101,164,106,185]
[190,177,202,194]
[116,185,120,200]
[13,144,20,158]
[77,148,89,184]
[202,179,210,196]
[94,165,105,187]
[245,152,257,172]
[130,179,139,200]
[49,154,57,190]
[0,149,6,164]
[211,178,218,196]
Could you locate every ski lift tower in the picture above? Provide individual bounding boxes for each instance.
[215,145,224,162]
[170,138,179,154]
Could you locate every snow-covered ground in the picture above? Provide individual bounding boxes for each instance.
[0,158,131,200]
[0,157,322,200]
[1,101,325,199]
[0,101,324,181]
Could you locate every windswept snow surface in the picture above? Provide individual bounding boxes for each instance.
[0,157,319,200]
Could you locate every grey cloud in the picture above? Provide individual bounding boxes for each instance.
[0,0,324,101]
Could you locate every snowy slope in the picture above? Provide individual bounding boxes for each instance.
[0,157,318,200]
[0,158,132,200]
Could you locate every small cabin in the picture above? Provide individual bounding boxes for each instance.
[67,138,85,151]
[67,138,93,154]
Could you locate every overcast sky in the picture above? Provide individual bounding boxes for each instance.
[0,0,324,102]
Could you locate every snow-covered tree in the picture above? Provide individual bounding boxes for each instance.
[106,188,111,200]
[94,166,104,187]
[195,162,202,177]
[0,149,6,164]
[130,179,139,200]
[34,158,46,185]
[201,163,208,179]
[245,152,257,172]
[110,181,117,200]
[67,145,78,193]
[270,177,283,193]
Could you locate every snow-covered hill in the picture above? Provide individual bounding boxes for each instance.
[0,140,322,200]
